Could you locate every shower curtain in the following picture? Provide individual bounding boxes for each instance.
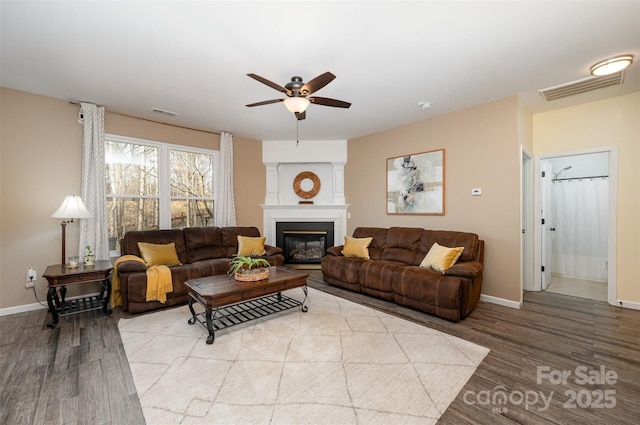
[551,178,608,281]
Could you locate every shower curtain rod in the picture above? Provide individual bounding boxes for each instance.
[553,175,609,182]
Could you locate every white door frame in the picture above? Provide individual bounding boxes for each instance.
[541,160,553,290]
[533,146,618,306]
[521,146,534,292]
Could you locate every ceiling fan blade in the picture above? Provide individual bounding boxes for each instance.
[246,98,285,107]
[309,96,351,108]
[300,72,336,95]
[295,110,306,120]
[247,73,289,94]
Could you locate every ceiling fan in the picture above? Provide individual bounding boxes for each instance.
[245,71,351,120]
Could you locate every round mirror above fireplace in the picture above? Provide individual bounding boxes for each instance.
[293,171,321,199]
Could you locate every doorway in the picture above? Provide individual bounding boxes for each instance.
[534,147,617,304]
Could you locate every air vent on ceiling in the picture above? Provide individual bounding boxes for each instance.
[539,72,625,102]
[151,107,179,117]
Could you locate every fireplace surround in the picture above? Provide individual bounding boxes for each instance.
[261,140,349,256]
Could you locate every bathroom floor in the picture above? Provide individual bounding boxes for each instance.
[545,273,607,302]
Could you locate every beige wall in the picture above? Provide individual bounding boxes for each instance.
[533,92,640,303]
[2,86,637,311]
[347,96,526,303]
[0,88,264,310]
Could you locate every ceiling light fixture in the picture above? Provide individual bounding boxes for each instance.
[283,97,310,114]
[590,55,633,76]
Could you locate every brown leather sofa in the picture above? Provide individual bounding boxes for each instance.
[321,227,484,321]
[117,226,284,314]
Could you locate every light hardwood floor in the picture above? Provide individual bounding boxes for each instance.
[1,272,638,424]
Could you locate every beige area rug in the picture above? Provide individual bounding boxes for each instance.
[118,287,489,425]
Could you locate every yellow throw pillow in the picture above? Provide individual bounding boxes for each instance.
[342,236,373,259]
[420,242,464,273]
[137,242,181,267]
[237,236,266,256]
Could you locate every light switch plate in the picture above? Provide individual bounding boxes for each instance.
[471,188,482,196]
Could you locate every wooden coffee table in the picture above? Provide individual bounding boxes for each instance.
[185,267,309,344]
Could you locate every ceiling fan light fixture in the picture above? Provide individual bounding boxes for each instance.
[590,55,633,76]
[283,97,310,114]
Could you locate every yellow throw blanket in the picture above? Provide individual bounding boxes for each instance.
[111,255,174,307]
[145,264,173,304]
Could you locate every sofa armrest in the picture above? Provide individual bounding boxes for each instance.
[117,260,147,273]
[264,244,283,256]
[444,261,483,278]
[326,245,343,256]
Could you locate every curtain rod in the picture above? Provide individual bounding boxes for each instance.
[68,101,221,135]
[553,175,609,182]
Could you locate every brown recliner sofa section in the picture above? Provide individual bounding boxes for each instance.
[321,227,484,321]
[117,226,284,314]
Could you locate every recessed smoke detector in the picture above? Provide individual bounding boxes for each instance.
[539,72,625,102]
[418,101,431,110]
[151,107,179,117]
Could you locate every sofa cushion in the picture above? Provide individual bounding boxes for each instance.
[392,267,462,310]
[121,229,189,264]
[237,235,267,256]
[352,227,388,260]
[321,255,365,285]
[183,227,227,262]
[137,242,181,267]
[420,242,464,273]
[420,230,478,263]
[221,227,261,257]
[124,264,201,304]
[359,260,404,301]
[342,236,372,259]
[381,227,423,265]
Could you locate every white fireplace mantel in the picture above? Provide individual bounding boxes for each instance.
[261,140,349,248]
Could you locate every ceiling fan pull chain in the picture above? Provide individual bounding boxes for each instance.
[296,114,300,146]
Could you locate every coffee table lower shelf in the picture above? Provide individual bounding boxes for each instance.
[187,291,307,344]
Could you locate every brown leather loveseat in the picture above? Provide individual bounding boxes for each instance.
[116,226,284,314]
[321,227,484,321]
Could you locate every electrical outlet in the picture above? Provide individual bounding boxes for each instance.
[27,267,38,282]
[26,267,37,288]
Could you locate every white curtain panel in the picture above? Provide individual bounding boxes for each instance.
[78,102,109,261]
[215,131,237,226]
[551,178,609,281]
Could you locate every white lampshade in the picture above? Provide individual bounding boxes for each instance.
[590,55,633,76]
[283,97,310,114]
[52,195,92,219]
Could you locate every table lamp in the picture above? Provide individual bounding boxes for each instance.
[51,195,92,265]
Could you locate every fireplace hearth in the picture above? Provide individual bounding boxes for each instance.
[276,222,334,268]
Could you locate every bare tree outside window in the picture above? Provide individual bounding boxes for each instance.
[170,149,214,228]
[105,137,216,253]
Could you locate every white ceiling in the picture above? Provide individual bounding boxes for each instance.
[1,1,639,141]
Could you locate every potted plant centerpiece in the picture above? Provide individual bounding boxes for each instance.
[83,245,95,266]
[228,255,270,281]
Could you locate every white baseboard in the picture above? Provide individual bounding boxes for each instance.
[614,299,640,310]
[480,293,523,309]
[0,301,48,316]
[0,292,100,317]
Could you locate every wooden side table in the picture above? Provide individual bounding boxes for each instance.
[43,260,113,328]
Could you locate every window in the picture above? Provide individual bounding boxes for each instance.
[105,134,217,253]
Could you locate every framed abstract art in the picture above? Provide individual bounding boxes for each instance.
[386,149,445,215]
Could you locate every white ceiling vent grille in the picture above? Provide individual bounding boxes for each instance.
[539,72,625,102]
[151,107,179,117]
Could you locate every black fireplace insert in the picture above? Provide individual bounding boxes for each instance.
[275,222,334,266]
